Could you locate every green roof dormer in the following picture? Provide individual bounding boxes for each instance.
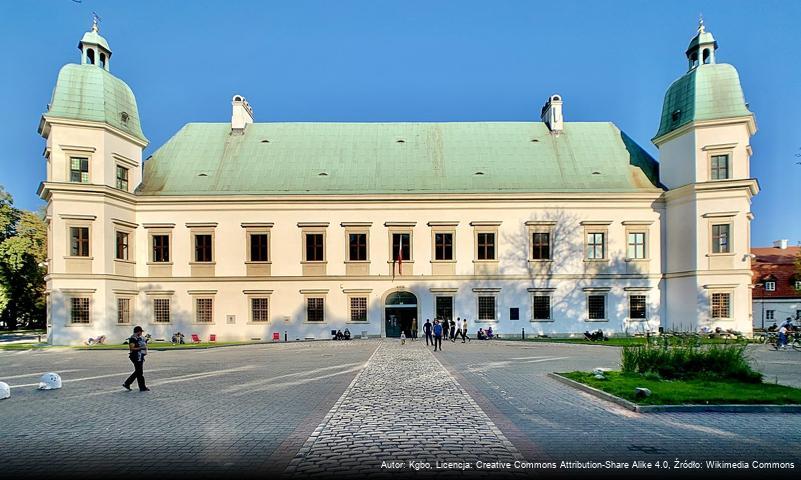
[41,20,147,143]
[653,20,751,142]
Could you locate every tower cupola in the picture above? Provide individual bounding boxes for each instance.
[78,16,112,71]
[685,18,717,70]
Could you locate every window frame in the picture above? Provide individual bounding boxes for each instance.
[348,296,369,322]
[434,295,454,322]
[306,297,325,323]
[249,232,270,262]
[475,231,496,261]
[764,281,776,292]
[115,230,129,261]
[710,153,730,181]
[477,295,497,322]
[626,231,647,260]
[303,232,326,262]
[390,231,412,262]
[193,297,214,324]
[69,296,91,324]
[152,297,171,324]
[711,223,732,254]
[69,156,90,184]
[151,233,171,263]
[116,296,133,324]
[250,297,270,323]
[69,226,91,257]
[586,293,608,321]
[710,291,731,319]
[432,230,455,262]
[531,294,552,321]
[628,294,648,321]
[193,233,214,263]
[348,232,369,262]
[115,164,129,191]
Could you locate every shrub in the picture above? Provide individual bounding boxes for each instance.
[620,343,762,383]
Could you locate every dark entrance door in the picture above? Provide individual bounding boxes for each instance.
[385,291,417,338]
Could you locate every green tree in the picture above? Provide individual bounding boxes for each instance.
[0,186,47,330]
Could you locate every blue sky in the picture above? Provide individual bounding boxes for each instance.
[0,0,798,246]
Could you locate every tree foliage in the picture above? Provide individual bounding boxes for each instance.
[0,186,47,330]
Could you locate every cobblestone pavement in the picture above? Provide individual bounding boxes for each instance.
[285,340,523,478]
[0,341,377,479]
[2,339,801,479]
[437,340,801,476]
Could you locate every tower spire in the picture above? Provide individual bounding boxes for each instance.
[91,12,101,33]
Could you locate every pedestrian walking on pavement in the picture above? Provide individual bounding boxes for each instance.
[442,318,449,341]
[424,319,433,346]
[450,319,457,342]
[123,326,150,392]
[461,318,471,343]
[412,317,418,341]
[433,319,443,352]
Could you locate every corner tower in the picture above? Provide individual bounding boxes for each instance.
[38,21,146,345]
[655,20,758,334]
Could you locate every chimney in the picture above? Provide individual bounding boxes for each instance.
[231,95,254,134]
[540,94,564,133]
[773,239,789,249]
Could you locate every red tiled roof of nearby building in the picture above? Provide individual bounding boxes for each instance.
[751,246,801,299]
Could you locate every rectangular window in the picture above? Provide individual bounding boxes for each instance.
[195,298,213,323]
[627,232,646,259]
[116,165,129,191]
[477,233,496,260]
[478,296,496,321]
[588,295,606,320]
[766,310,775,321]
[251,298,270,322]
[434,233,453,261]
[117,298,130,324]
[531,232,550,260]
[532,295,551,320]
[350,297,368,322]
[586,232,605,259]
[765,281,776,292]
[115,231,129,260]
[307,297,324,322]
[349,233,367,261]
[392,233,411,261]
[710,154,729,180]
[153,298,170,323]
[70,297,90,324]
[70,227,90,257]
[711,224,730,253]
[306,233,324,261]
[152,235,170,262]
[194,234,213,262]
[509,307,519,320]
[629,295,647,319]
[711,293,730,318]
[250,234,269,261]
[69,157,89,183]
[435,296,453,321]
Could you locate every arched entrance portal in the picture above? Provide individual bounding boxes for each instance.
[385,291,418,338]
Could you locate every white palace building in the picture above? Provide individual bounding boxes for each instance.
[39,21,759,345]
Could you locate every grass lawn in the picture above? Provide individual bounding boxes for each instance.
[76,340,263,350]
[0,342,50,350]
[561,371,801,405]
[512,337,751,347]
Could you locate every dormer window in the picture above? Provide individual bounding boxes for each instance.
[671,110,681,123]
[120,112,129,124]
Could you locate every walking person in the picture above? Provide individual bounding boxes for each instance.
[433,319,443,352]
[424,319,433,346]
[412,317,418,341]
[450,319,457,342]
[123,326,150,392]
[460,317,471,343]
[442,317,449,342]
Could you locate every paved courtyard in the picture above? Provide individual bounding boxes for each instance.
[1,339,799,479]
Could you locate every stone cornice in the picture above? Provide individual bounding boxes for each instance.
[652,115,757,146]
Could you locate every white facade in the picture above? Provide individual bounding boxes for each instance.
[39,23,759,344]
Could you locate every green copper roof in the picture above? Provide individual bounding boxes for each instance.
[654,63,751,140]
[79,30,111,52]
[137,122,660,196]
[45,64,147,143]
[686,31,716,55]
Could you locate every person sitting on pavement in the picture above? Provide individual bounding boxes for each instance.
[486,326,494,339]
[335,329,344,340]
[343,328,351,340]
[477,328,487,340]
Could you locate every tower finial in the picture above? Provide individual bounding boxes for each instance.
[698,14,705,33]
[91,12,101,32]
